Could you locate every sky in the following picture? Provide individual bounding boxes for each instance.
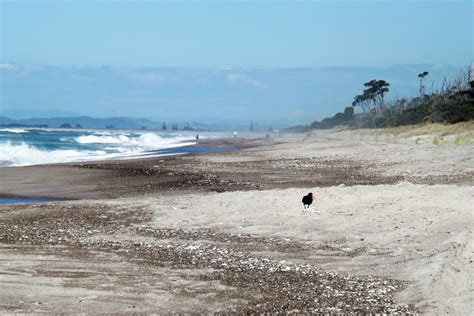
[0,0,473,123]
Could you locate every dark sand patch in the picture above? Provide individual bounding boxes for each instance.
[0,202,416,313]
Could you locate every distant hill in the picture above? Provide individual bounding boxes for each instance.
[0,116,163,130]
[0,116,282,131]
[0,63,463,123]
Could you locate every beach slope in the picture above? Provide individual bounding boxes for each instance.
[0,128,472,313]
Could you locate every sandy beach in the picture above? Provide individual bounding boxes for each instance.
[0,126,472,313]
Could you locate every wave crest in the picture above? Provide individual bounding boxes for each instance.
[0,128,29,134]
[0,142,109,167]
[75,132,194,149]
[76,134,130,144]
[0,131,196,166]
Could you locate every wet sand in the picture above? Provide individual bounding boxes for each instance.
[0,129,472,313]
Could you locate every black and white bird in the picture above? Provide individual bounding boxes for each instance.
[302,192,314,209]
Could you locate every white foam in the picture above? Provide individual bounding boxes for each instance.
[126,133,195,149]
[90,131,115,136]
[76,134,130,144]
[0,142,117,167]
[0,131,197,166]
[0,128,29,134]
[75,132,195,150]
[0,130,198,166]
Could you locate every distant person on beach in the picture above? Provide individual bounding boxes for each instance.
[233,130,237,138]
[196,134,199,140]
[303,130,313,141]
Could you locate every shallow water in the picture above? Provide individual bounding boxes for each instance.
[144,145,238,156]
[0,197,58,204]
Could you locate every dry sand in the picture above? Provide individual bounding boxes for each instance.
[0,126,472,313]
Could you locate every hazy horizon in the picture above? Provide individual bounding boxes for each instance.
[1,0,472,124]
[0,62,467,124]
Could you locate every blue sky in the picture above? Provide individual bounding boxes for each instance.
[0,0,472,123]
[1,0,472,68]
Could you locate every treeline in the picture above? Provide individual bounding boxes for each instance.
[286,65,474,132]
[0,123,49,128]
[160,122,202,131]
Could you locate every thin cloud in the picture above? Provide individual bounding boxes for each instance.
[226,73,270,90]
[0,63,19,70]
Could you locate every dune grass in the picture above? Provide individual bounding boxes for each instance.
[330,121,474,145]
[388,121,473,135]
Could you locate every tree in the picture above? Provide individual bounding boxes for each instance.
[352,79,390,113]
[418,71,429,97]
[377,80,390,107]
[364,79,390,109]
[352,94,370,112]
[162,122,167,130]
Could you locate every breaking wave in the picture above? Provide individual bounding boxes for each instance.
[0,130,196,167]
[75,134,130,144]
[0,128,29,134]
[74,132,193,148]
[0,142,111,167]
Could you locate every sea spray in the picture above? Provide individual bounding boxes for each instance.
[0,129,196,166]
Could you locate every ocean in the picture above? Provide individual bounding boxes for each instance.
[0,196,59,204]
[0,128,205,167]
